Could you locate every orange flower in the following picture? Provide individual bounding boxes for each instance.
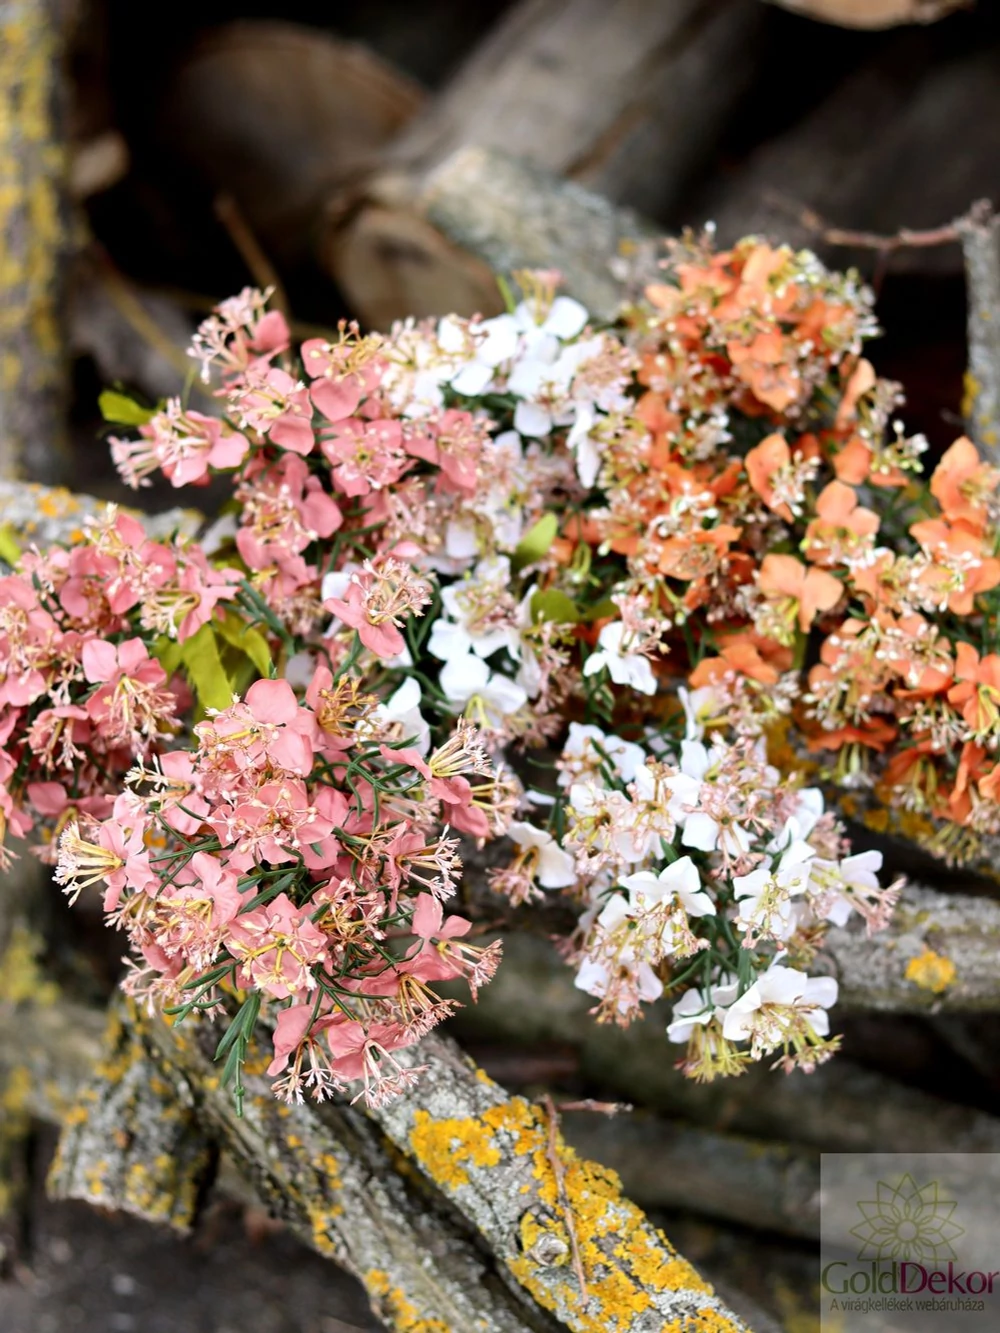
[688,634,782,689]
[910,517,1000,615]
[655,525,742,582]
[727,331,800,413]
[948,741,988,824]
[803,480,879,565]
[745,433,792,521]
[758,554,842,636]
[946,641,1000,737]
[930,436,999,534]
[978,762,1000,804]
[831,435,873,486]
[806,715,898,753]
[834,358,876,431]
[830,435,908,490]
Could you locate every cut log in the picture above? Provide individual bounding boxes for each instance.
[0,0,71,482]
[762,0,969,26]
[325,0,767,324]
[157,22,425,271]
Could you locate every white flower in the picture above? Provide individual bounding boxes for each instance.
[566,401,602,488]
[574,956,663,1008]
[722,960,838,1044]
[515,295,588,341]
[666,978,739,1044]
[677,684,724,742]
[513,400,553,438]
[373,676,430,755]
[439,652,527,728]
[567,779,646,864]
[632,763,700,828]
[620,857,717,918]
[733,847,814,944]
[447,314,520,396]
[506,820,576,889]
[583,621,657,695]
[559,723,647,786]
[811,848,885,927]
[430,557,520,662]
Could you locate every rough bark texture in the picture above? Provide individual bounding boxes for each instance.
[48,1002,750,1333]
[826,881,1000,1011]
[419,147,657,322]
[958,199,1000,463]
[0,0,71,482]
[46,1008,216,1230]
[365,1030,749,1333]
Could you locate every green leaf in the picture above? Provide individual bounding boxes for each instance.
[583,598,618,623]
[180,624,235,713]
[215,611,273,678]
[513,513,558,570]
[530,589,580,624]
[98,389,157,427]
[0,523,22,567]
[150,636,184,677]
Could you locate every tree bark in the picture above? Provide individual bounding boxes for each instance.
[0,0,72,482]
[958,199,1000,464]
[42,998,751,1333]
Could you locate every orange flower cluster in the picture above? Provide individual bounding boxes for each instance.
[562,236,1000,864]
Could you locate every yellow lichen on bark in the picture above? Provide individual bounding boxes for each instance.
[365,1268,454,1333]
[0,0,67,479]
[905,948,957,994]
[406,1090,737,1333]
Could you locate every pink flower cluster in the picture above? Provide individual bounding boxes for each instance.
[55,672,510,1107]
[0,508,239,864]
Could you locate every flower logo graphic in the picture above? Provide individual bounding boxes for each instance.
[851,1175,964,1262]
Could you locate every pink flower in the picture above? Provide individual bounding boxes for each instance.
[408,892,500,999]
[324,558,431,659]
[301,328,384,423]
[114,402,249,489]
[231,367,316,455]
[55,815,156,911]
[321,418,410,498]
[82,638,179,751]
[225,892,329,998]
[235,454,341,574]
[431,409,487,495]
